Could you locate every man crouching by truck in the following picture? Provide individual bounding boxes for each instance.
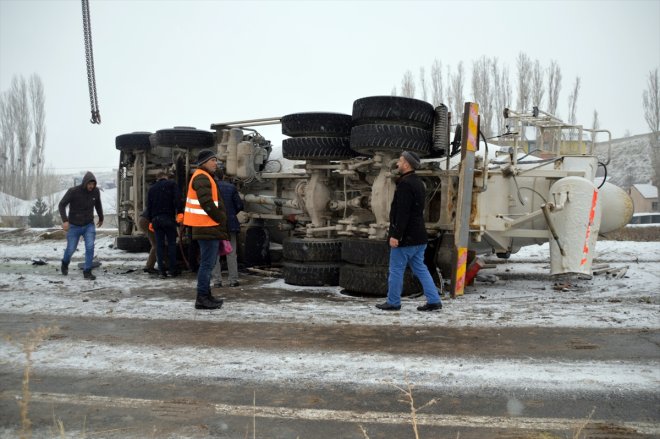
[183,150,229,310]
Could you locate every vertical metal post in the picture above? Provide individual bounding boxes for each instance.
[450,102,479,297]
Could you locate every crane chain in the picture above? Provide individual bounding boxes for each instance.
[82,0,101,124]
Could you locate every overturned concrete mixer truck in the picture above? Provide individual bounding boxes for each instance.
[114,96,633,297]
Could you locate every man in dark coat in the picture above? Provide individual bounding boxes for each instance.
[147,172,183,278]
[376,151,443,312]
[58,171,104,280]
[212,167,244,288]
[183,150,229,310]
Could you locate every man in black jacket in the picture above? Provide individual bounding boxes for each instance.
[376,151,443,312]
[58,171,104,280]
[147,172,183,278]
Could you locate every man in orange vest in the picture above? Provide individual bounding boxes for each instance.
[183,149,229,310]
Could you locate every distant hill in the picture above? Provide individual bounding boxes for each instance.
[594,133,655,188]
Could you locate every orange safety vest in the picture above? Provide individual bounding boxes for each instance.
[183,169,220,227]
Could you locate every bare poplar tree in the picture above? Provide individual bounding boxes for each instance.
[643,68,660,133]
[568,77,581,125]
[29,75,46,198]
[591,109,600,143]
[547,60,562,116]
[430,59,444,107]
[531,59,545,109]
[391,86,397,96]
[0,74,46,202]
[567,77,581,141]
[642,68,660,186]
[0,93,14,195]
[491,60,513,136]
[419,66,428,102]
[446,64,454,122]
[450,61,465,122]
[502,65,512,123]
[516,52,532,112]
[401,70,416,98]
[9,77,32,199]
[471,56,493,137]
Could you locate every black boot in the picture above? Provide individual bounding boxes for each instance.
[195,295,222,310]
[61,261,69,276]
[208,293,224,304]
[83,270,96,280]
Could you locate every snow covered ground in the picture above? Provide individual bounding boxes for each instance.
[0,230,658,330]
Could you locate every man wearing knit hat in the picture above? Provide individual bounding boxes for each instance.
[376,151,443,312]
[183,149,229,310]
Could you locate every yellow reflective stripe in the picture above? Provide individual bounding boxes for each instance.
[455,247,467,296]
[466,103,479,152]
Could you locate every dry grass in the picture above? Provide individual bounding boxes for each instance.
[391,375,438,439]
[4,325,58,439]
[572,407,596,439]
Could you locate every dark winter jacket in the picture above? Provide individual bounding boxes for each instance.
[388,170,427,247]
[190,171,229,241]
[147,178,182,220]
[218,180,244,233]
[58,171,103,226]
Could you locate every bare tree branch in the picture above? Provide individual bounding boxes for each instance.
[592,109,599,143]
[430,59,443,107]
[419,66,428,102]
[10,77,32,199]
[643,68,660,133]
[642,68,660,186]
[547,60,562,116]
[567,76,581,141]
[516,52,532,112]
[450,62,465,122]
[471,56,493,137]
[401,70,416,98]
[29,75,46,198]
[531,59,545,109]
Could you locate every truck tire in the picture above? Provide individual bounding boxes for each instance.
[281,112,352,137]
[115,235,151,253]
[283,261,341,286]
[339,264,421,296]
[352,96,435,130]
[350,123,432,156]
[341,238,390,266]
[282,137,355,160]
[150,127,214,149]
[430,104,449,157]
[115,132,152,151]
[283,237,342,262]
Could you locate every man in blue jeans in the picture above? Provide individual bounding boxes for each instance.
[58,171,104,280]
[376,151,442,312]
[183,150,228,310]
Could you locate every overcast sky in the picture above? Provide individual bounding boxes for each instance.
[1,0,659,175]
